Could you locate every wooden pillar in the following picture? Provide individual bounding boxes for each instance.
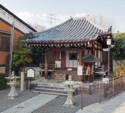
[79,50,83,65]
[82,48,85,62]
[45,49,48,79]
[92,43,95,56]
[92,43,95,81]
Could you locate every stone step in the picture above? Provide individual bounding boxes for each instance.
[34,87,66,92]
[36,83,65,88]
[32,90,67,96]
[32,88,67,96]
[31,82,67,96]
[32,84,65,92]
[36,86,65,91]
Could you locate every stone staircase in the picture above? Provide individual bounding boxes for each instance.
[53,69,82,81]
[31,80,68,96]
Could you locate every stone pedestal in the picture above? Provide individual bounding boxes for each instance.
[7,78,18,99]
[64,85,74,107]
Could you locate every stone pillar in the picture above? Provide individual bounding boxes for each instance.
[20,72,24,91]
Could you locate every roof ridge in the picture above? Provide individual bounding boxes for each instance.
[70,16,109,32]
[85,15,109,32]
[72,16,86,20]
[35,17,72,34]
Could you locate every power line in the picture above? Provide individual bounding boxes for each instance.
[45,14,58,28]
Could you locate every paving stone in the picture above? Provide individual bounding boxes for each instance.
[2,94,58,113]
[0,89,39,112]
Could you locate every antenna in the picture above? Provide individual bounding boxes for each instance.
[45,14,57,28]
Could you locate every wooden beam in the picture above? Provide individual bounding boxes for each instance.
[44,49,48,79]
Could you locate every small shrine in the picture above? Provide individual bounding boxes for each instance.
[83,53,100,82]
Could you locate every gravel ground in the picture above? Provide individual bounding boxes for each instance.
[0,88,39,112]
[33,94,81,113]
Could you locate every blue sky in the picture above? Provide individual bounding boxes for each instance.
[0,0,125,32]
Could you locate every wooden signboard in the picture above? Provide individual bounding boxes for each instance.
[27,69,35,78]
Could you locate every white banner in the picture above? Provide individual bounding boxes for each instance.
[77,65,83,76]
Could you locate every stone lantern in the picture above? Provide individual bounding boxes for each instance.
[63,75,75,107]
[5,71,20,99]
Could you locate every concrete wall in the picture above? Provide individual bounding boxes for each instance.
[0,66,6,73]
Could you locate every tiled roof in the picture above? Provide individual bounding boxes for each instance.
[27,16,110,43]
[83,53,100,62]
[0,4,36,33]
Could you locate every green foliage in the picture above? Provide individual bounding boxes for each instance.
[11,32,45,73]
[12,34,32,71]
[31,46,44,65]
[111,32,125,60]
[113,32,125,38]
[0,73,7,89]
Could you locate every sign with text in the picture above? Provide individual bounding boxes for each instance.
[77,65,83,76]
[103,48,109,51]
[27,69,35,77]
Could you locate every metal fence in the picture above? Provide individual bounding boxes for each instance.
[80,75,125,110]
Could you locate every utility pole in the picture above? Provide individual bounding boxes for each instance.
[9,22,14,76]
[46,14,57,28]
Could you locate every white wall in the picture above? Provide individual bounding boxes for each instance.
[66,51,78,68]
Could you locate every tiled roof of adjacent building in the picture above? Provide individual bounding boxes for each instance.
[27,16,111,43]
[0,4,36,33]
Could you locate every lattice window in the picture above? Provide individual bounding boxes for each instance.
[0,35,10,51]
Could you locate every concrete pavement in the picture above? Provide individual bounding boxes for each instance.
[1,89,125,113]
[76,91,125,113]
[1,94,58,113]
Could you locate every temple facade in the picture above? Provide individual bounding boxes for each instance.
[26,16,114,81]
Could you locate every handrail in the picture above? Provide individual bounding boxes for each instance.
[40,64,55,70]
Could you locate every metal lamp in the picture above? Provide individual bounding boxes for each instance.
[106,38,111,45]
[106,37,112,78]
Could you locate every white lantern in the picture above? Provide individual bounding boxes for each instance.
[106,38,111,45]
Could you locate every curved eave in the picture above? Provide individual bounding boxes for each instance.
[26,39,96,48]
[26,38,96,45]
